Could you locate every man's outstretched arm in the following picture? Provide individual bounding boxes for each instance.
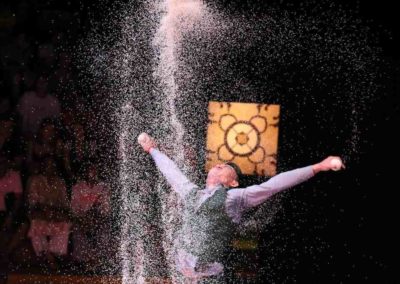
[229,156,344,210]
[138,133,196,198]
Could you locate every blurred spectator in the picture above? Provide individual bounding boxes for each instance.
[17,75,61,138]
[0,0,112,274]
[26,158,71,270]
[29,119,70,181]
[70,163,111,265]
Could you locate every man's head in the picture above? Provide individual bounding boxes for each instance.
[206,163,240,188]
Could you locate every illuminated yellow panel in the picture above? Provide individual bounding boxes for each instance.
[206,101,280,176]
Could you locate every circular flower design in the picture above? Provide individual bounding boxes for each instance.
[217,114,268,163]
[226,122,259,156]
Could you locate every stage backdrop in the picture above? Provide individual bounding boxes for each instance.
[205,101,280,176]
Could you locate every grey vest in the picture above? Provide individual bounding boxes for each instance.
[181,185,235,265]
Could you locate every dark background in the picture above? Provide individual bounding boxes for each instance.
[1,0,398,282]
[216,0,399,282]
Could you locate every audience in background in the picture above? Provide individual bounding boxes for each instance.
[17,76,61,138]
[70,164,111,266]
[26,158,71,270]
[0,0,113,274]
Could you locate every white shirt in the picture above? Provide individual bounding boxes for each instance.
[150,149,315,280]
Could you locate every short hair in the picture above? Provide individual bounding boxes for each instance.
[226,162,241,181]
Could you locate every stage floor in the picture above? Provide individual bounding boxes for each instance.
[6,274,121,284]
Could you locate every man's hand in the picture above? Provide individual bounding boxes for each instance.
[138,133,157,153]
[312,156,345,174]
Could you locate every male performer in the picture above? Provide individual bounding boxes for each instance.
[138,133,343,283]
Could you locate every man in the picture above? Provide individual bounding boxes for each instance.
[138,133,344,283]
[17,76,61,138]
[26,158,71,270]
